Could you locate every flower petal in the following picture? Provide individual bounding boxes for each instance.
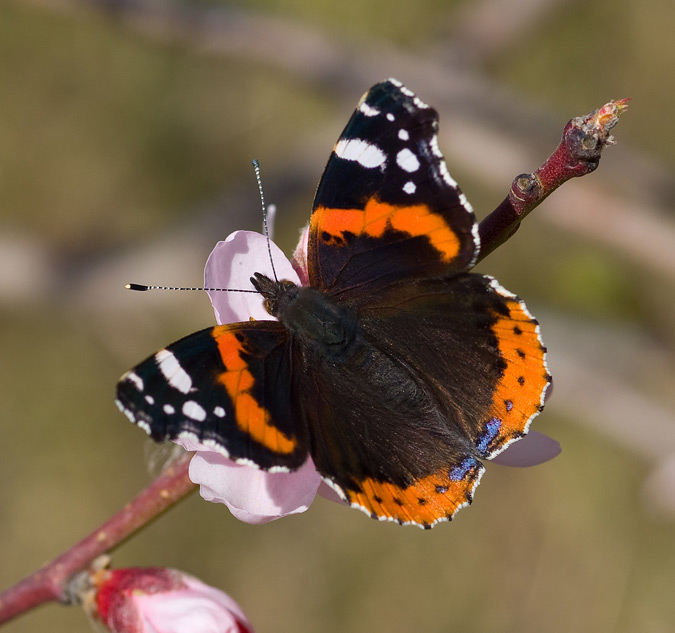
[204,231,301,325]
[316,481,345,504]
[136,575,252,633]
[176,436,322,523]
[490,430,561,467]
[291,224,310,286]
[94,567,253,633]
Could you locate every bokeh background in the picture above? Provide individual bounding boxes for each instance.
[2,1,675,631]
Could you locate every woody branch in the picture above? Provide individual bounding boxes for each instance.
[0,453,195,626]
[476,98,629,263]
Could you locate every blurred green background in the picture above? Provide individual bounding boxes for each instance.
[2,1,675,632]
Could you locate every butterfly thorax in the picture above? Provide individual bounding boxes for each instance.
[250,272,359,359]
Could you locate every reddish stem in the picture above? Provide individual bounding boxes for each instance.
[477,98,629,262]
[0,452,195,626]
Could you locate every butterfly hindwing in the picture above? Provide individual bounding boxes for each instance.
[289,311,486,527]
[309,79,479,297]
[344,458,485,528]
[116,321,308,471]
[295,273,549,527]
[353,274,551,460]
[480,279,551,457]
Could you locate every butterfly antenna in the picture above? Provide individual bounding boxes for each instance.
[125,283,257,293]
[127,161,277,295]
[253,159,279,282]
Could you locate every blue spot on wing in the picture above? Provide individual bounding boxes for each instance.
[476,417,502,455]
[449,457,479,481]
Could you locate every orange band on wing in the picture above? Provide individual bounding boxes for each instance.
[313,196,461,262]
[213,328,297,455]
[345,458,483,528]
[487,297,550,446]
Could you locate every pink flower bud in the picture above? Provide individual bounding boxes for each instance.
[94,567,253,633]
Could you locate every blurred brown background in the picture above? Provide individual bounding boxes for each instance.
[1,0,675,632]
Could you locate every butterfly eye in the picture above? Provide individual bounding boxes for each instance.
[281,280,297,292]
[264,297,277,315]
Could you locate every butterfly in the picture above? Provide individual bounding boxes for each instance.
[116,79,551,528]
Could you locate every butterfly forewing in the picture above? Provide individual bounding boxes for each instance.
[309,79,479,297]
[116,321,308,471]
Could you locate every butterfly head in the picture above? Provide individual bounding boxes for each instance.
[250,272,299,319]
[250,271,358,356]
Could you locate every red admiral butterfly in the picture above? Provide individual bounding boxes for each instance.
[116,79,551,528]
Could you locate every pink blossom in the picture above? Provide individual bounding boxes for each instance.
[172,230,328,524]
[94,567,253,633]
[490,428,560,467]
[179,229,559,524]
[175,432,324,524]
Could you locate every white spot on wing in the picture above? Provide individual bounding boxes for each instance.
[413,95,429,109]
[359,101,380,117]
[182,400,207,422]
[386,78,429,109]
[396,148,420,173]
[155,349,192,394]
[429,134,443,158]
[214,406,226,418]
[488,276,518,299]
[398,129,410,141]
[459,192,475,214]
[398,84,414,97]
[124,371,144,392]
[334,138,386,169]
[403,181,416,194]
[440,163,457,187]
[164,404,176,415]
[115,399,134,422]
[469,221,481,268]
[386,113,395,122]
[428,135,459,189]
[145,395,155,405]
